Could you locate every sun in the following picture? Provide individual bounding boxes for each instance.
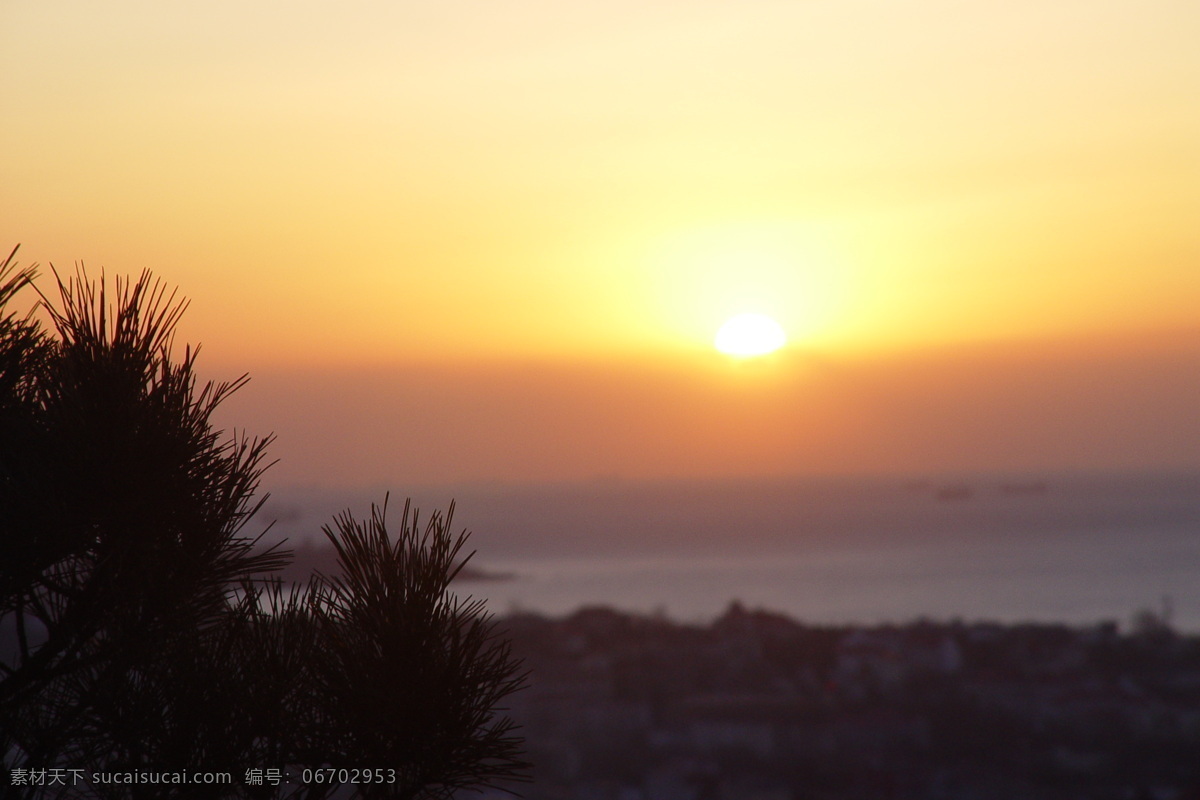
[714,313,787,357]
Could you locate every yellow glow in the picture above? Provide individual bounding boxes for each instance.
[1,0,1196,368]
[714,314,787,357]
[632,221,852,354]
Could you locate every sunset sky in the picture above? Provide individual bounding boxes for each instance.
[3,0,1197,486]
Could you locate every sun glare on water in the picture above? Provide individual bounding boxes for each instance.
[714,313,787,357]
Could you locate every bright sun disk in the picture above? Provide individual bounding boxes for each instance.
[714,313,787,357]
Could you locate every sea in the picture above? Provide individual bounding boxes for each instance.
[255,470,1200,631]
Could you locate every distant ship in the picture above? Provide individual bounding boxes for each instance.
[999,481,1049,495]
[935,485,973,501]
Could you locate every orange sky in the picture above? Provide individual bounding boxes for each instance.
[3,0,1197,484]
[206,332,1198,486]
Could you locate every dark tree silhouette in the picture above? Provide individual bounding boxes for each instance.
[0,248,527,799]
[305,500,528,799]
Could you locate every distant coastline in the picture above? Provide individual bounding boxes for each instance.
[266,542,515,584]
[249,469,1200,630]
